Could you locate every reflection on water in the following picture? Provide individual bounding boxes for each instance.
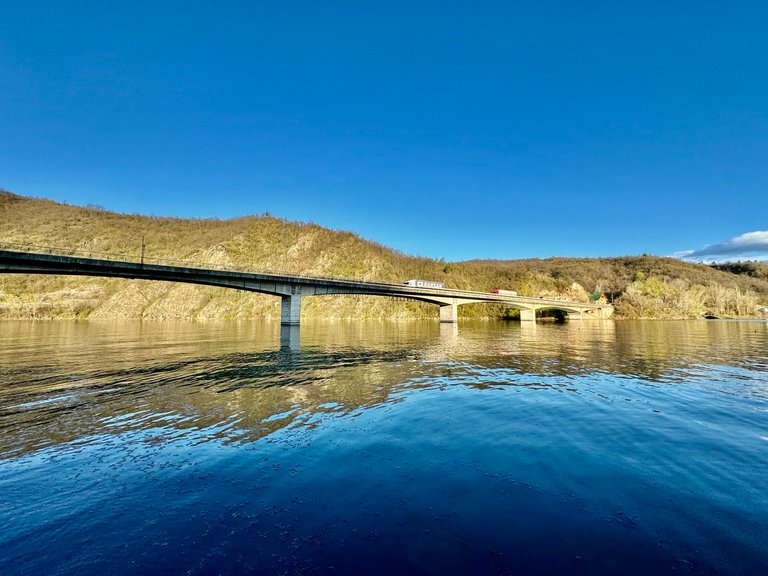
[3,319,766,460]
[1,319,767,575]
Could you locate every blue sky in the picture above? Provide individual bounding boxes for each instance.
[1,1,767,261]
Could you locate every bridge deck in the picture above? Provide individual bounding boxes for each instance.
[0,248,610,314]
[0,244,612,329]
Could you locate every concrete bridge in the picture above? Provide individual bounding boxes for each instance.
[0,246,613,326]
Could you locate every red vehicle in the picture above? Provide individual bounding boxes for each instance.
[491,289,518,296]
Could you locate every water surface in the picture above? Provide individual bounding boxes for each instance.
[1,319,767,575]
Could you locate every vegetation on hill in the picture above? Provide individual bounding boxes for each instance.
[462,257,768,318]
[1,191,766,320]
[711,261,768,281]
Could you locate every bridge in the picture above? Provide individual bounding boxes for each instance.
[0,244,613,328]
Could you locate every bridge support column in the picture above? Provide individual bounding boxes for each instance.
[439,303,458,323]
[281,294,302,325]
[520,308,536,322]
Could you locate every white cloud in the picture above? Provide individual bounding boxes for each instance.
[674,231,768,263]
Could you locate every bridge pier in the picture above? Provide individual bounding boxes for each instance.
[439,303,458,323]
[281,294,302,325]
[520,308,536,322]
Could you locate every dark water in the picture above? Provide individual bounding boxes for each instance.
[1,319,767,575]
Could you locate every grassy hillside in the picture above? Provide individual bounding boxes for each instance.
[463,257,768,318]
[1,191,767,319]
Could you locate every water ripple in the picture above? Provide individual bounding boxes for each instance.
[1,320,767,574]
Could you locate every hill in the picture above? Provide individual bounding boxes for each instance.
[1,191,766,320]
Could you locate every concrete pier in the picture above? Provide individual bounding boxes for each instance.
[520,309,536,322]
[439,302,458,323]
[281,294,302,325]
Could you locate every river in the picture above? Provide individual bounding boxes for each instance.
[1,319,767,575]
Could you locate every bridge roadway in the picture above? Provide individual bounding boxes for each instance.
[0,248,613,326]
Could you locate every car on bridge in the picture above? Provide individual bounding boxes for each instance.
[490,289,517,296]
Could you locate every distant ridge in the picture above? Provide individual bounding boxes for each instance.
[1,191,766,319]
